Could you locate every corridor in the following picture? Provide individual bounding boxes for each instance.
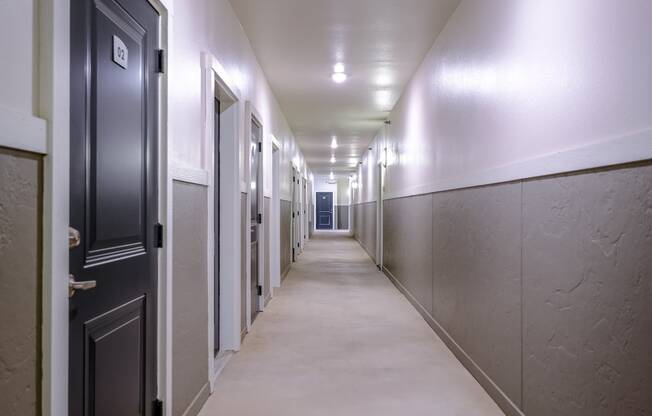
[1,1,651,415]
[199,233,503,416]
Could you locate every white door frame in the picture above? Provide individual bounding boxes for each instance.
[201,53,243,393]
[244,102,265,330]
[270,136,281,290]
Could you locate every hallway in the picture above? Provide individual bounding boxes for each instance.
[199,233,503,416]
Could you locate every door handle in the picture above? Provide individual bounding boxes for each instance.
[69,274,97,298]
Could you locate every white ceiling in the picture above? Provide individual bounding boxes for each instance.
[229,0,461,174]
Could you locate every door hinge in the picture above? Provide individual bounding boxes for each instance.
[155,223,164,248]
[257,141,262,152]
[155,49,165,73]
[257,285,262,296]
[153,399,163,416]
[297,242,300,248]
[257,213,262,224]
[292,212,295,218]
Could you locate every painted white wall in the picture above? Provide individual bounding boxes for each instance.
[354,137,380,204]
[0,0,37,115]
[336,178,350,206]
[357,0,652,201]
[169,0,306,200]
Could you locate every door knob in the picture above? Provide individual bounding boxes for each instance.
[69,274,96,298]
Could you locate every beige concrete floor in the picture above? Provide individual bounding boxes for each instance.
[199,233,504,416]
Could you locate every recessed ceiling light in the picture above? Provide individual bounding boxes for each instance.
[333,63,345,73]
[331,72,347,83]
[330,156,336,163]
[376,90,392,107]
[330,137,338,149]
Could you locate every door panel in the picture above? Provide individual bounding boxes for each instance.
[250,120,261,323]
[70,0,159,415]
[316,192,333,229]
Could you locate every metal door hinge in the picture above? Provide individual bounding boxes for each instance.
[257,285,262,296]
[297,242,300,248]
[257,213,262,224]
[292,212,295,218]
[153,399,163,416]
[156,49,165,73]
[155,223,164,248]
[257,142,262,152]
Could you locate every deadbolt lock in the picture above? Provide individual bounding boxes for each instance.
[69,227,80,249]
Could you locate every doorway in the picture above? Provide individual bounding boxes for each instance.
[69,0,160,414]
[249,118,262,323]
[214,97,221,354]
[316,192,334,230]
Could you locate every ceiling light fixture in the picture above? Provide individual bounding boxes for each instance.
[330,156,336,163]
[329,171,334,180]
[330,137,338,149]
[333,63,345,73]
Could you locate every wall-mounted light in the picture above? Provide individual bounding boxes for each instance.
[330,137,338,149]
[332,63,348,83]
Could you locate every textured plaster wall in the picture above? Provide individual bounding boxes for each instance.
[353,202,376,262]
[280,200,292,278]
[383,195,432,313]
[0,149,41,416]
[522,164,652,415]
[378,162,652,415]
[172,181,209,416]
[432,183,522,407]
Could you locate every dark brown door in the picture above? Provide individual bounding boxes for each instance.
[69,0,159,415]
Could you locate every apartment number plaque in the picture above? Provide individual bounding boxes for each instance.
[112,35,128,69]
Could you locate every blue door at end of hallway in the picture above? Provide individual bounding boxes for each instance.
[316,192,333,230]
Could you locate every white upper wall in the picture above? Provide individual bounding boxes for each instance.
[356,0,652,201]
[0,0,36,115]
[170,0,307,200]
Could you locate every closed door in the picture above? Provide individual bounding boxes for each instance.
[250,120,262,323]
[69,0,159,415]
[316,192,333,229]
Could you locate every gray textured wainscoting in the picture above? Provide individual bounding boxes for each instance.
[353,201,376,261]
[336,205,349,229]
[280,199,292,279]
[522,164,652,416]
[0,148,41,416]
[263,197,271,305]
[240,192,247,337]
[378,162,652,416]
[172,181,210,416]
[384,195,433,314]
[432,183,522,407]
